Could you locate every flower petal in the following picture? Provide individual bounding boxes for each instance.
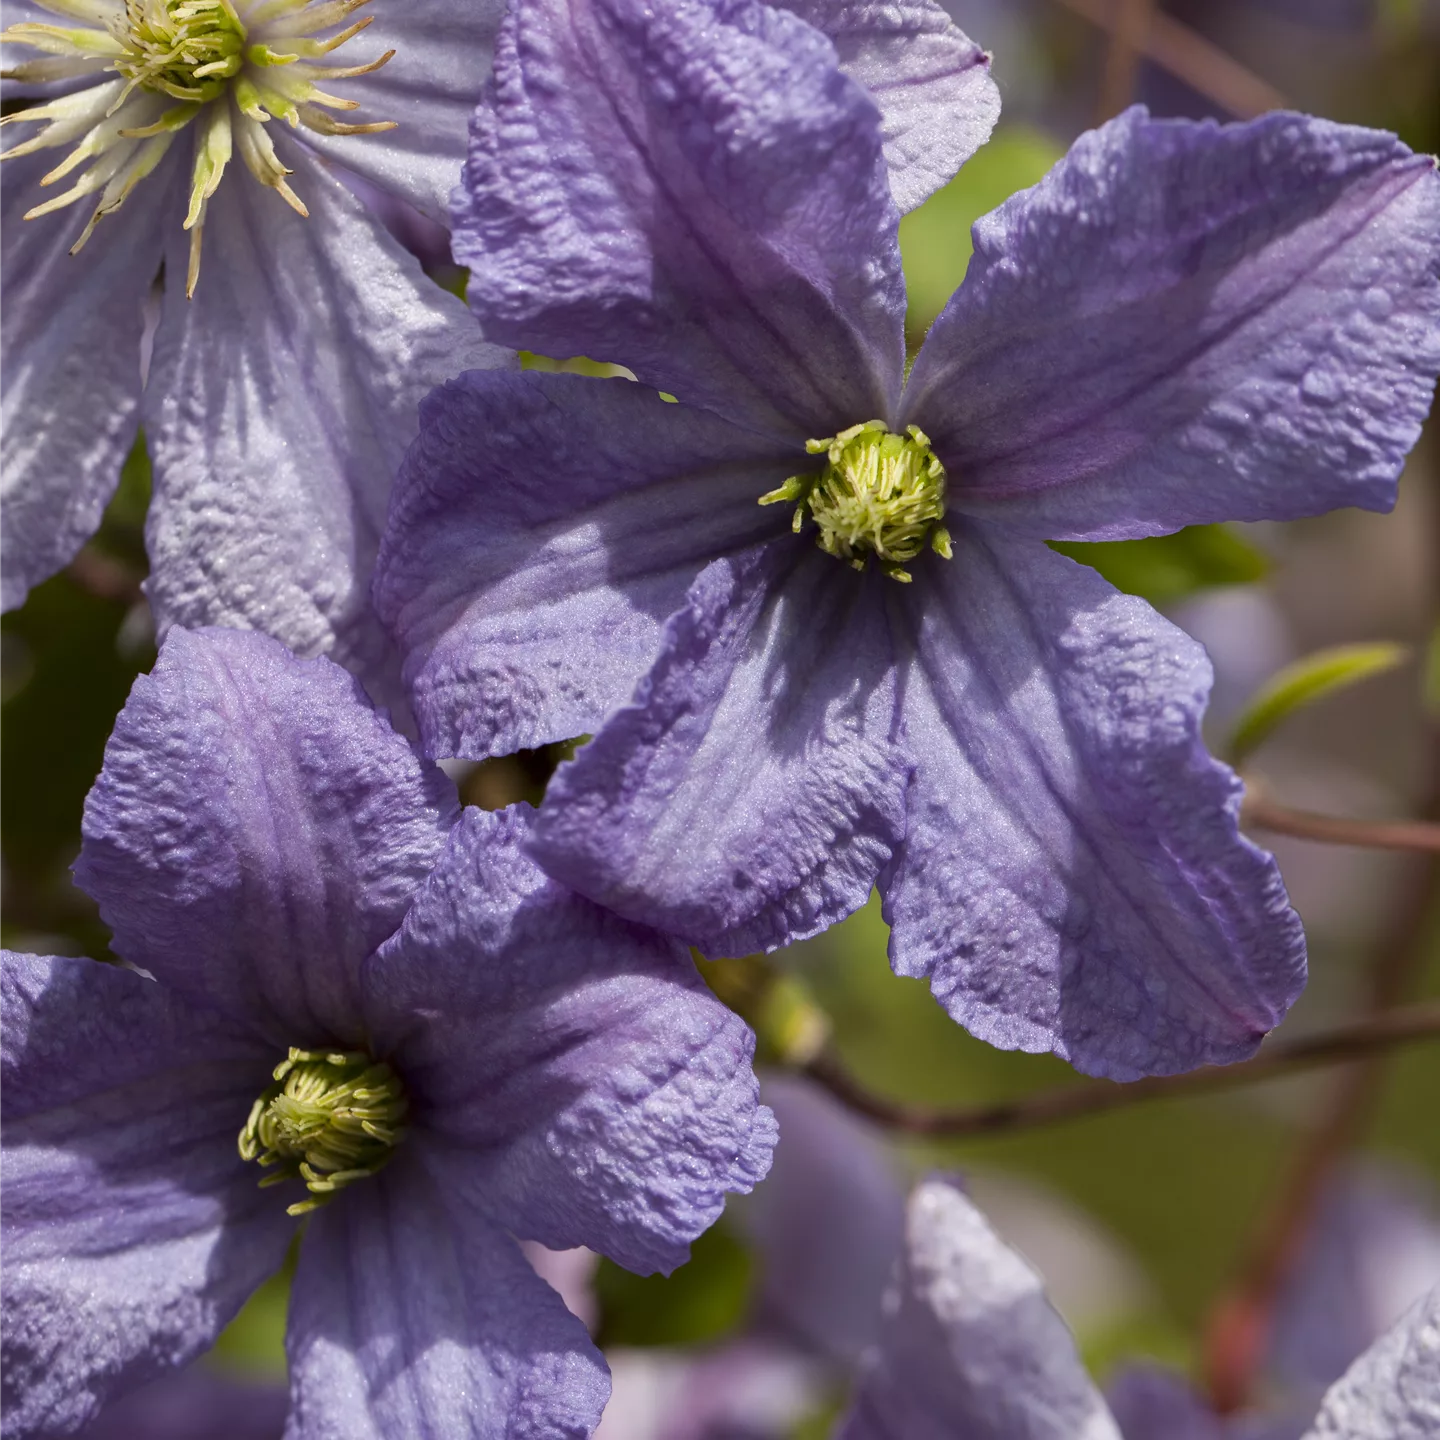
[74,628,459,1044]
[883,529,1305,1080]
[76,1369,290,1440]
[905,109,1440,540]
[0,143,167,610]
[361,805,776,1276]
[1270,1166,1440,1392]
[143,140,509,706]
[1300,1288,1440,1440]
[295,0,505,226]
[453,0,906,436]
[782,0,1000,213]
[1,952,294,1437]
[284,1162,607,1440]
[838,1177,1122,1440]
[78,1369,289,1440]
[531,542,911,957]
[1104,1367,1226,1440]
[738,1075,905,1362]
[374,369,795,759]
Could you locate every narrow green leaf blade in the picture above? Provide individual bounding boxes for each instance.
[1228,642,1410,765]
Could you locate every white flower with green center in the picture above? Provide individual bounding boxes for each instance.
[0,0,510,706]
[3,0,401,294]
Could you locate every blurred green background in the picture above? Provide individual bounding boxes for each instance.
[4,0,1439,1427]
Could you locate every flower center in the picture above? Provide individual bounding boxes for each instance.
[0,0,397,295]
[238,1047,408,1216]
[760,421,953,583]
[116,0,246,103]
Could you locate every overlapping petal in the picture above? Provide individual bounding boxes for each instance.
[453,0,907,436]
[298,0,506,225]
[143,141,509,704]
[838,1177,1122,1440]
[783,0,1001,212]
[285,1163,607,1440]
[0,146,169,610]
[74,629,458,1045]
[78,1369,289,1440]
[1301,1289,1440,1440]
[883,530,1305,1080]
[374,370,794,759]
[1104,1368,1227,1440]
[740,1076,904,1361]
[905,109,1440,539]
[531,543,911,956]
[361,806,775,1276]
[1,953,294,1438]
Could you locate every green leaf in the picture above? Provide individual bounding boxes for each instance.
[899,126,1063,340]
[1051,525,1270,605]
[1227,642,1410,765]
[593,1219,754,1348]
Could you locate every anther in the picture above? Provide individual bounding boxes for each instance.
[760,421,952,582]
[238,1047,408,1215]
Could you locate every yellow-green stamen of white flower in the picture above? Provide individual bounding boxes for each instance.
[0,0,397,295]
[238,1047,408,1217]
[760,421,953,583]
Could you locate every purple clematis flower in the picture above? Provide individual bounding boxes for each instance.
[0,626,774,1438]
[0,0,510,704]
[374,0,1440,1078]
[842,1176,1440,1440]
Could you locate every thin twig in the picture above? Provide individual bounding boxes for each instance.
[1242,795,1440,853]
[801,1000,1440,1139]
[1096,0,1154,123]
[1052,0,1288,118]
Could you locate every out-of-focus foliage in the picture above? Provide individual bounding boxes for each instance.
[899,124,1062,340]
[1,438,154,960]
[594,1222,754,1349]
[1228,642,1412,765]
[1054,525,1271,605]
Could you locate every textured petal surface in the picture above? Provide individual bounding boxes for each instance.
[0,143,167,609]
[375,370,794,759]
[284,1164,607,1440]
[838,1177,1122,1440]
[361,805,775,1276]
[782,0,1000,212]
[883,530,1305,1080]
[531,543,910,957]
[738,1075,905,1361]
[1301,1289,1440,1439]
[75,628,458,1044]
[78,1370,289,1440]
[905,109,1440,540]
[453,0,906,436]
[296,0,505,224]
[1,953,294,1438]
[143,141,508,704]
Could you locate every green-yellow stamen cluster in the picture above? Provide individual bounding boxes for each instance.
[115,0,246,103]
[238,1047,407,1217]
[760,421,953,582]
[0,0,398,294]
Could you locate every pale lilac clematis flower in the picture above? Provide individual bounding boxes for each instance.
[0,0,509,703]
[374,0,1440,1078]
[842,1177,1440,1440]
[0,626,774,1439]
